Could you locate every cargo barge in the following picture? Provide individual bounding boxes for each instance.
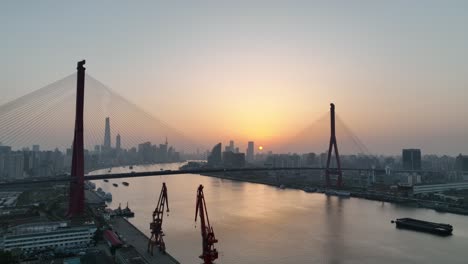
[392,218,453,236]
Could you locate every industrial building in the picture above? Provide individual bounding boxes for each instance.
[413,182,468,194]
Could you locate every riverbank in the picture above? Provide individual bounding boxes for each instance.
[201,172,468,216]
[202,172,281,188]
[93,170,468,264]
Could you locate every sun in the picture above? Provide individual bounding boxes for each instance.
[258,146,263,151]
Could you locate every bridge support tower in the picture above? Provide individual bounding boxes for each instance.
[67,60,86,217]
[325,103,343,188]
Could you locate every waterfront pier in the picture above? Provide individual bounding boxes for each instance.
[112,216,180,264]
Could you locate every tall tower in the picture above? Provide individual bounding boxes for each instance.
[67,60,86,217]
[104,117,111,150]
[116,134,121,151]
[325,103,343,188]
[246,141,254,162]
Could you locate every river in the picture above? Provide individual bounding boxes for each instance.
[91,162,468,264]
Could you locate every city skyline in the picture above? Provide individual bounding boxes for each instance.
[0,74,464,157]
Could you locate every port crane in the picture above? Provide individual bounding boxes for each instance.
[195,184,219,264]
[148,182,169,255]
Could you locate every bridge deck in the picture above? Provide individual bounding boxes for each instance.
[112,217,180,264]
[0,167,444,187]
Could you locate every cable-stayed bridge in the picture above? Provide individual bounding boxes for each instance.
[0,60,438,216]
[0,167,439,187]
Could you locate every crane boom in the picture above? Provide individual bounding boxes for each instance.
[195,184,218,264]
[148,182,169,255]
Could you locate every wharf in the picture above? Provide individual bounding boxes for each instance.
[112,216,180,264]
[85,189,105,205]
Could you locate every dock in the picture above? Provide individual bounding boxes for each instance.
[112,216,180,264]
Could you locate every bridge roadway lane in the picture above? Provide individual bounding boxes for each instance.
[112,216,180,264]
[0,167,442,186]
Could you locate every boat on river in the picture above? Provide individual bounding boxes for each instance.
[392,218,453,236]
[114,202,135,217]
[325,190,351,198]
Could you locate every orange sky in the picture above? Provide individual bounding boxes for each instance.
[2,1,468,154]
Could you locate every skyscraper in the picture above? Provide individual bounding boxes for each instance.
[246,141,254,162]
[104,117,111,150]
[402,149,421,170]
[116,134,121,151]
[158,137,168,162]
[455,154,468,171]
[208,143,222,167]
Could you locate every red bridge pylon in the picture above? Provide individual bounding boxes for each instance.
[67,60,86,217]
[325,103,343,188]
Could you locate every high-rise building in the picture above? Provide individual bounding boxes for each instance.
[229,140,234,152]
[246,141,254,162]
[138,142,152,163]
[32,145,40,152]
[455,154,468,171]
[455,154,468,181]
[0,154,5,180]
[222,151,245,168]
[8,152,24,180]
[208,143,222,167]
[116,134,121,151]
[158,142,168,162]
[104,117,111,150]
[303,153,316,166]
[402,149,421,170]
[0,146,11,155]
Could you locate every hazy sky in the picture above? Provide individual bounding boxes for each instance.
[1,1,467,155]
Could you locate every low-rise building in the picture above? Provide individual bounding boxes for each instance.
[0,221,97,255]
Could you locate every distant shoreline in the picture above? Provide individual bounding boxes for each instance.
[199,172,468,216]
[200,172,280,188]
